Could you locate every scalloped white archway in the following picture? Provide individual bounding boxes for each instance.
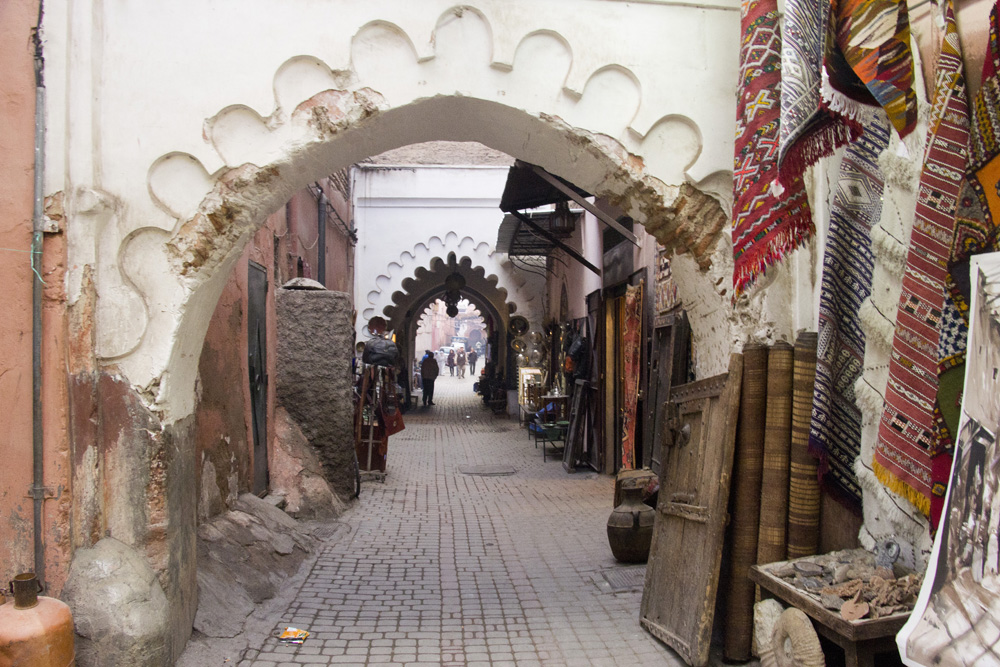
[55,3,739,421]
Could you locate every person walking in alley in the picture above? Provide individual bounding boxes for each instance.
[447,349,456,376]
[468,349,478,375]
[420,350,439,406]
[456,347,467,378]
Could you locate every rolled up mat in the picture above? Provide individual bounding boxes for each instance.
[723,343,768,663]
[788,332,820,558]
[756,340,794,566]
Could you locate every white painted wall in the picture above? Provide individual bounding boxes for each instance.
[42,0,745,420]
[352,164,546,340]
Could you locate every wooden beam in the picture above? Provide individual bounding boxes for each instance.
[510,211,602,277]
[520,161,640,246]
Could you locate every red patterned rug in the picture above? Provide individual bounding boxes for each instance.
[620,283,643,470]
[732,0,813,297]
[874,0,970,518]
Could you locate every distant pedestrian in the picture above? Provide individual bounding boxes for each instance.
[456,348,467,379]
[420,350,439,406]
[447,350,456,376]
[468,349,478,375]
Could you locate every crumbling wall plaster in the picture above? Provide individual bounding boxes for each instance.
[43,0,749,421]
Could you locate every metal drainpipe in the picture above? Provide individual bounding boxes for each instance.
[317,188,327,287]
[31,7,47,585]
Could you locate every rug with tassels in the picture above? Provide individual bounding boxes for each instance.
[732,0,813,297]
[874,0,969,518]
[830,0,917,140]
[777,0,861,185]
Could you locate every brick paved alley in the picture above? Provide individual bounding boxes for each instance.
[244,375,697,667]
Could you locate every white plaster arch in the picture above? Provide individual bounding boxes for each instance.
[361,233,544,334]
[53,2,744,420]
[386,254,524,332]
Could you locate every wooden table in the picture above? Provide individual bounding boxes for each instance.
[749,562,910,667]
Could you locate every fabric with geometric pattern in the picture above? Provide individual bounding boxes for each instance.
[732,0,813,297]
[873,0,969,519]
[809,114,890,511]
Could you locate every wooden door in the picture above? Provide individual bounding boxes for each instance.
[586,290,602,472]
[247,261,269,496]
[640,353,743,667]
[642,310,690,476]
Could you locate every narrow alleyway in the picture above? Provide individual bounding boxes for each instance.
[243,376,694,667]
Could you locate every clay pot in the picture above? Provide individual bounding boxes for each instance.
[0,573,75,666]
[607,485,655,563]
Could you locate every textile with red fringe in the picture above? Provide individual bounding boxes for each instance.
[874,0,969,520]
[732,0,813,298]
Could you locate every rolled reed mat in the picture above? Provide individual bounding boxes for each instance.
[756,340,794,566]
[788,332,820,558]
[723,343,769,663]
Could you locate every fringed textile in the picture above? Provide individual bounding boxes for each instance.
[732,0,814,297]
[809,114,890,511]
[777,0,862,185]
[830,0,917,139]
[930,1,1000,528]
[874,0,969,518]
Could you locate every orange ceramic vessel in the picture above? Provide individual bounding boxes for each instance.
[0,595,75,667]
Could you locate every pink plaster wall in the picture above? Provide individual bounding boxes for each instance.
[194,178,354,520]
[0,0,73,595]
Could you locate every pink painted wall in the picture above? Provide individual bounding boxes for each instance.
[0,0,73,595]
[195,177,354,519]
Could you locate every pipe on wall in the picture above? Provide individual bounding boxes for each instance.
[30,3,47,584]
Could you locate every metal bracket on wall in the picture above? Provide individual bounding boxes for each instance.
[26,485,61,501]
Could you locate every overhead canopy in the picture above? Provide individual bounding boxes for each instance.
[500,160,638,247]
[496,209,601,276]
[497,211,565,257]
[498,162,591,213]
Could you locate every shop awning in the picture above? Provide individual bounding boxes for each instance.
[496,210,601,276]
[499,160,638,247]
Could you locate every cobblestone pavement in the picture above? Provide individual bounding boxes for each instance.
[246,376,692,666]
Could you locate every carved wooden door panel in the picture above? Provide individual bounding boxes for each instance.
[640,354,743,667]
[642,310,690,476]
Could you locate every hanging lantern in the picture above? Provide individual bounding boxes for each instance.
[444,272,466,292]
[550,201,577,235]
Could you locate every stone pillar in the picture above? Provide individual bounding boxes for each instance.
[275,284,356,502]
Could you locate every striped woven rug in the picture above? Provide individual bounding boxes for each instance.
[874,0,970,517]
[809,114,890,509]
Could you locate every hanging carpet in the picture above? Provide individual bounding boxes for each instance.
[777,0,861,184]
[809,114,890,510]
[620,283,643,470]
[829,0,918,140]
[732,0,813,297]
[930,0,1000,527]
[873,0,970,518]
[964,0,1000,258]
